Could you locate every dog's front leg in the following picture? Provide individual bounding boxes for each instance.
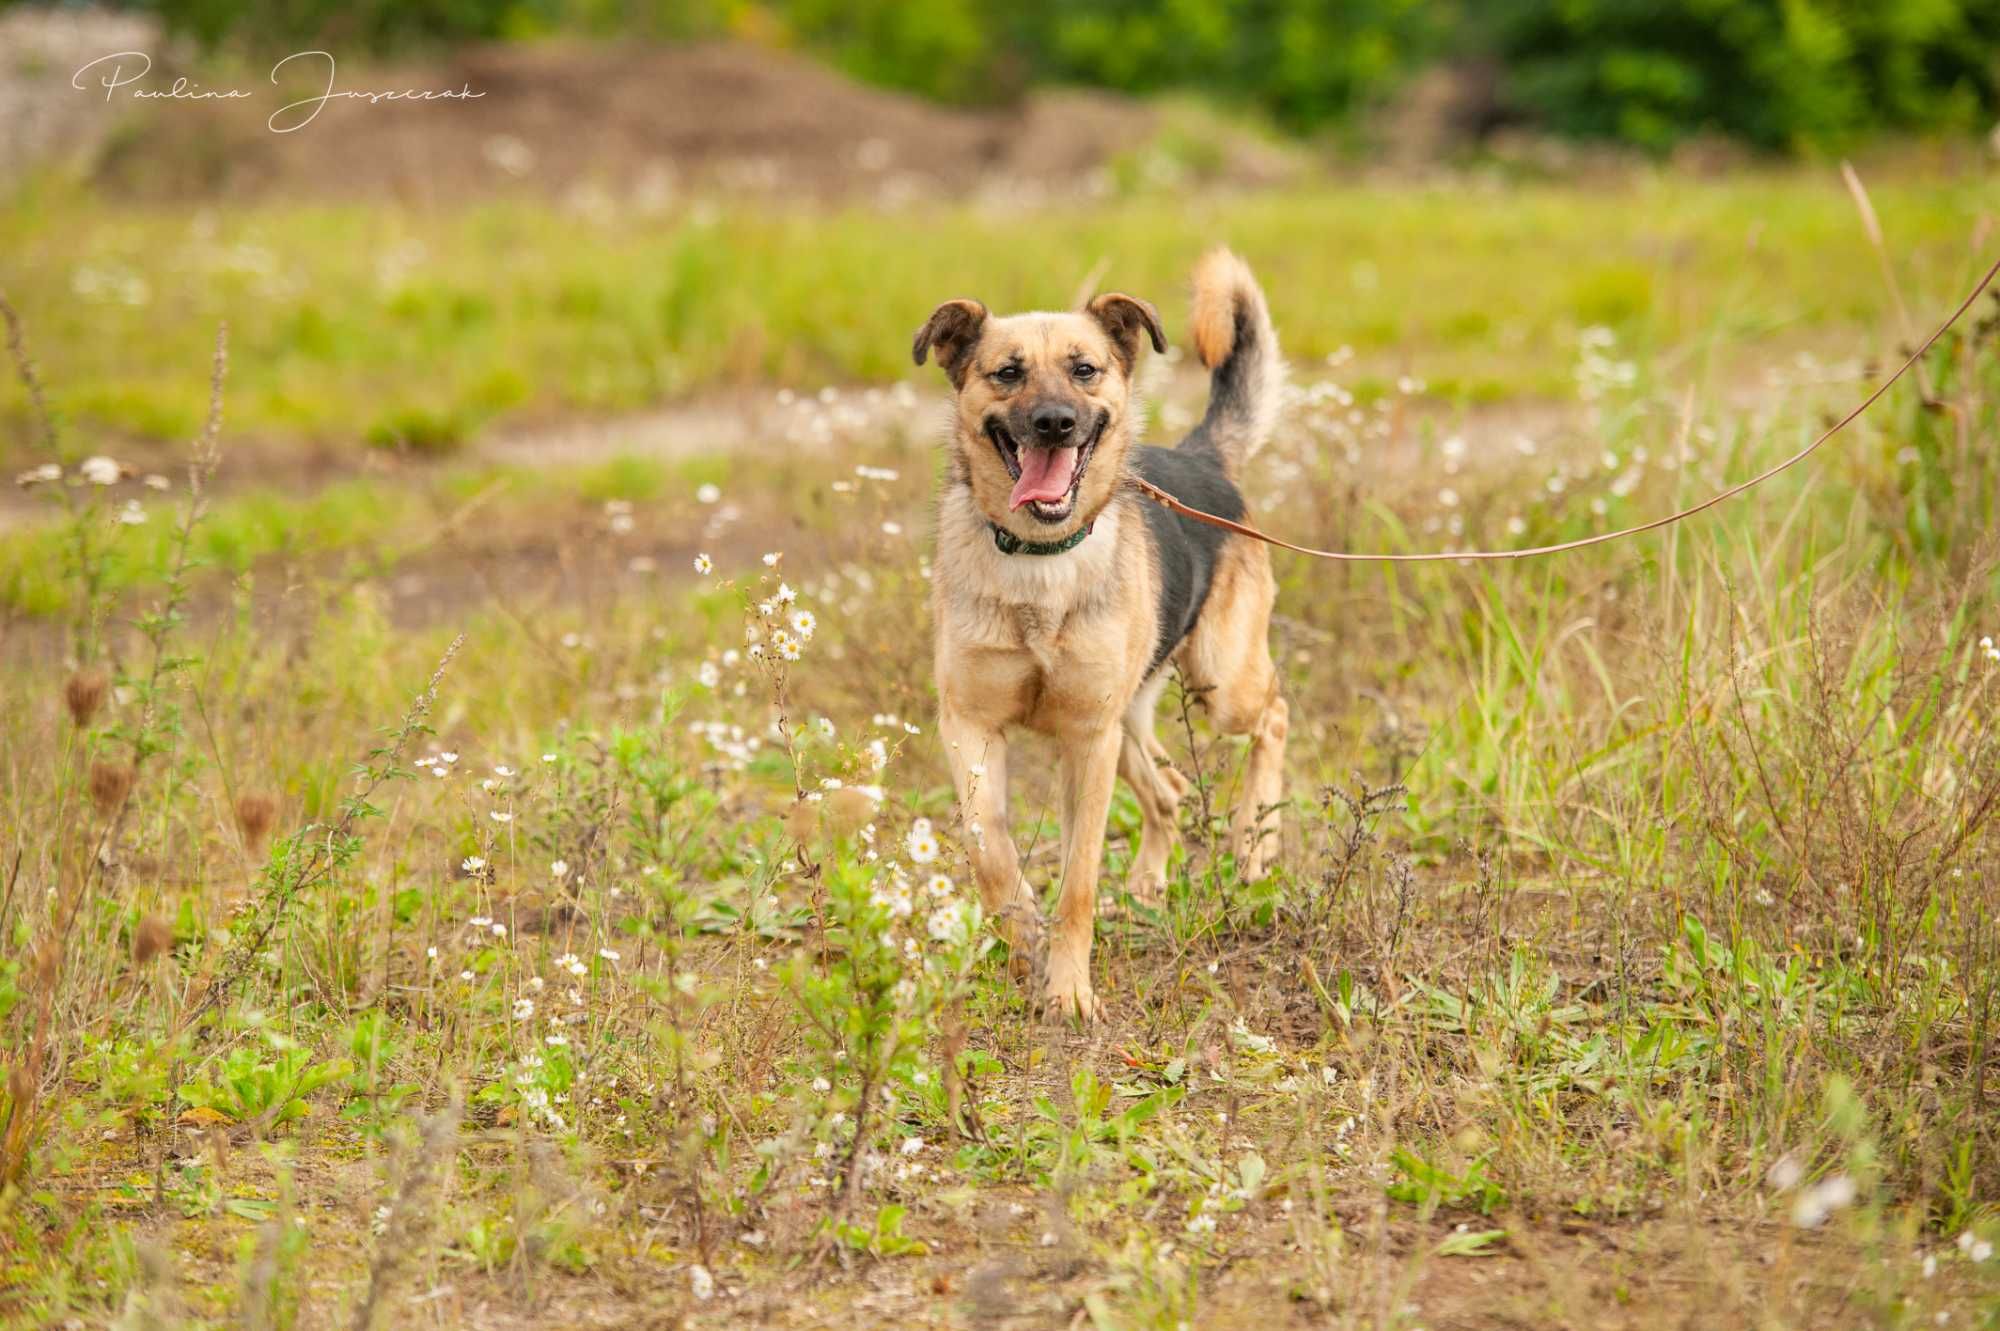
[1048,726,1123,1021]
[938,706,1042,975]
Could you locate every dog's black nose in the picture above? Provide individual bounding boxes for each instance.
[1031,404,1078,441]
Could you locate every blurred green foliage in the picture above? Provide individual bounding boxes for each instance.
[98,0,2000,150]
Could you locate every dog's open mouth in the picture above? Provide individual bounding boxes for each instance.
[987,415,1104,524]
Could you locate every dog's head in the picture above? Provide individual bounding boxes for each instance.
[914,292,1165,537]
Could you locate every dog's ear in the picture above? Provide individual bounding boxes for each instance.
[1086,292,1167,371]
[913,299,988,387]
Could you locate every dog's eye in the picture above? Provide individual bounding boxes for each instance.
[1072,363,1098,382]
[992,364,1023,384]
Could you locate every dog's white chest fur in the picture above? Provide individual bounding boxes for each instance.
[934,488,1125,666]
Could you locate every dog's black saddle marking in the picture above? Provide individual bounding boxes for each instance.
[1133,441,1245,677]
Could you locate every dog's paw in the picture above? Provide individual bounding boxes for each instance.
[997,889,1045,979]
[1125,870,1167,908]
[1041,956,1100,1024]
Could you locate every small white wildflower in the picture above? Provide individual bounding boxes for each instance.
[791,609,817,640]
[490,810,513,824]
[79,455,122,485]
[599,948,620,963]
[1790,1173,1855,1229]
[513,998,535,1020]
[696,483,721,505]
[545,1033,570,1047]
[490,923,507,938]
[762,551,780,567]
[811,1076,832,1093]
[689,1263,715,1301]
[694,552,713,575]
[458,970,475,982]
[462,856,486,874]
[907,829,939,864]
[881,521,903,536]
[550,859,569,879]
[425,946,439,963]
[117,499,146,525]
[778,637,803,662]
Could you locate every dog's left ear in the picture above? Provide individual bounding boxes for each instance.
[1086,292,1167,371]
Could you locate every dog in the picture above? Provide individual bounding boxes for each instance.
[914,248,1289,1020]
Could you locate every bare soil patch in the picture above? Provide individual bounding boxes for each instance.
[83,40,1294,206]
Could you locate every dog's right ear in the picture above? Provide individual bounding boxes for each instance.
[912,299,988,387]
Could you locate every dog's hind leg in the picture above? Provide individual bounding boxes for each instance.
[1118,673,1189,902]
[938,706,1042,973]
[1177,539,1288,881]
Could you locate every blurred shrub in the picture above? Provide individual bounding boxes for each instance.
[1477,0,2000,151]
[121,0,2000,150]
[134,0,568,50]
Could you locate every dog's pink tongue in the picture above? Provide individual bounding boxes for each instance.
[1009,446,1079,510]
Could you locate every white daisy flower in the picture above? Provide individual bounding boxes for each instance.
[694,552,713,575]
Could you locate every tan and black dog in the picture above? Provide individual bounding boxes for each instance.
[914,249,1289,1019]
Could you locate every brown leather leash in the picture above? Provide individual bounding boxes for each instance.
[1129,252,2000,563]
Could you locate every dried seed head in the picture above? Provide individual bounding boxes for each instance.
[7,1063,31,1108]
[133,913,173,966]
[63,668,108,727]
[235,791,278,851]
[783,799,819,845]
[88,759,134,814]
[823,786,876,840]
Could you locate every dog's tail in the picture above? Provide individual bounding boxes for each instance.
[1186,247,1284,478]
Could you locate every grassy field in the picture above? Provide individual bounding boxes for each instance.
[0,165,1993,455]
[4,162,2000,1329]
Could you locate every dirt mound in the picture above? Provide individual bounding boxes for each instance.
[81,40,1287,206]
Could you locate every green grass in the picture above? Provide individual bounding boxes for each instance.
[1,166,1991,456]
